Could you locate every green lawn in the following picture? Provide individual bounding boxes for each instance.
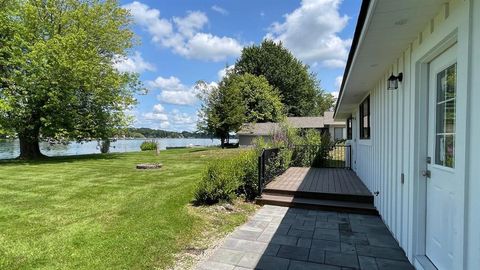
[0,148,253,270]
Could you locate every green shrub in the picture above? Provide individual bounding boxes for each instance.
[140,141,158,151]
[195,150,259,204]
[195,158,242,205]
[236,150,259,200]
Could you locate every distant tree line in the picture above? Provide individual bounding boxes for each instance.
[0,127,225,141]
[120,128,214,139]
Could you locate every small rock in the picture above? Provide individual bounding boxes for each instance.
[224,204,234,211]
[213,205,225,212]
[136,163,162,169]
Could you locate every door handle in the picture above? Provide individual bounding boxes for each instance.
[421,170,431,178]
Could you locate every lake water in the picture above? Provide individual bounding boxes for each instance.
[0,138,235,160]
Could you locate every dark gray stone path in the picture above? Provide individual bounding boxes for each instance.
[196,205,414,270]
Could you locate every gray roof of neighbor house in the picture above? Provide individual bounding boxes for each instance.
[286,117,324,129]
[237,112,345,136]
[237,122,280,136]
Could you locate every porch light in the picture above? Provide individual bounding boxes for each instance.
[387,72,403,90]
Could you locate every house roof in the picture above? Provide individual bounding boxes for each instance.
[335,0,446,120]
[286,117,324,128]
[237,122,279,136]
[237,113,345,136]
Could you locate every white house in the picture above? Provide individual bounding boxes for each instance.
[334,0,480,269]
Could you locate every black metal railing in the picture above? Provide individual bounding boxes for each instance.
[257,148,282,195]
[256,144,352,196]
[290,144,351,169]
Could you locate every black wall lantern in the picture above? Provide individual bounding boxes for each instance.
[387,72,403,90]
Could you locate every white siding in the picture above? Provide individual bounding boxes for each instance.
[466,0,480,269]
[346,0,479,268]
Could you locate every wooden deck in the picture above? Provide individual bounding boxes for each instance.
[266,167,372,196]
[257,167,377,215]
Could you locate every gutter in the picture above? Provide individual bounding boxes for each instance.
[334,0,372,118]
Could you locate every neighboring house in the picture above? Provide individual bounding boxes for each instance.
[237,122,279,146]
[335,0,480,269]
[237,112,346,146]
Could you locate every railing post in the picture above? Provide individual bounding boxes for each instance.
[257,149,265,196]
[348,145,352,169]
[258,154,262,196]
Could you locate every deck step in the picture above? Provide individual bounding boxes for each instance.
[263,188,374,203]
[256,194,378,215]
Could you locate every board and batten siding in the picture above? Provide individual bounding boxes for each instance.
[466,0,480,269]
[345,0,479,267]
[349,39,415,259]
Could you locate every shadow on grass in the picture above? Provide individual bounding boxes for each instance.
[185,148,213,153]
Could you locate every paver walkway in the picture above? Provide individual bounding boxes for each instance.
[197,205,414,270]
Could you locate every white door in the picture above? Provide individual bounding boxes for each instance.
[425,45,458,270]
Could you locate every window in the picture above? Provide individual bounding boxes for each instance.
[435,63,456,168]
[334,127,344,140]
[346,117,352,140]
[359,96,370,139]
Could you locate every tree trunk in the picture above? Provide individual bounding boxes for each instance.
[18,128,44,160]
[220,137,226,149]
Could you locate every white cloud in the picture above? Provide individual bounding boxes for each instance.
[148,76,198,105]
[211,5,228,15]
[153,104,165,113]
[123,2,172,43]
[123,2,242,61]
[113,51,155,73]
[136,105,198,131]
[173,11,208,38]
[335,75,343,89]
[330,91,339,98]
[323,59,349,69]
[157,91,197,105]
[148,76,188,92]
[171,109,197,125]
[266,0,351,68]
[143,111,168,121]
[183,33,242,61]
[148,76,219,105]
[217,65,235,80]
[137,104,170,129]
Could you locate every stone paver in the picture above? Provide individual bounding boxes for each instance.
[196,205,413,270]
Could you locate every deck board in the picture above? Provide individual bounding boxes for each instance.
[266,167,372,196]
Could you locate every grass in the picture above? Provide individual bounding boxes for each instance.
[0,148,256,270]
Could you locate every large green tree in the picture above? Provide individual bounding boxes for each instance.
[197,79,245,148]
[197,73,285,146]
[224,73,284,123]
[0,0,141,159]
[234,40,334,116]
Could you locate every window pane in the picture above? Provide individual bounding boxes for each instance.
[446,64,456,100]
[435,135,455,167]
[359,96,370,139]
[434,63,456,168]
[436,101,455,134]
[334,128,343,140]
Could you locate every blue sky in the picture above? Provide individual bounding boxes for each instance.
[116,0,361,131]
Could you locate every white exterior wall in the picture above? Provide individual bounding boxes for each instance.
[345,0,479,268]
[466,0,480,269]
